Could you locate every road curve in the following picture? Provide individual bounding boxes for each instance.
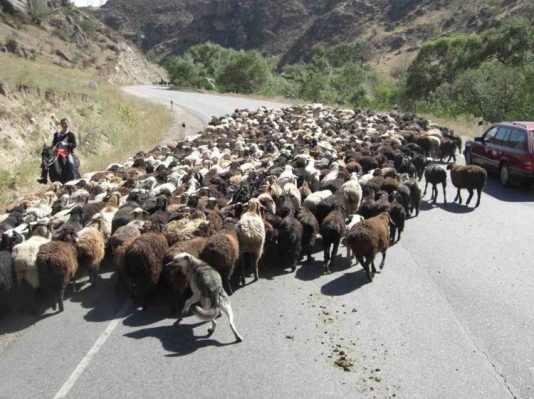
[122,85,290,125]
[0,87,533,399]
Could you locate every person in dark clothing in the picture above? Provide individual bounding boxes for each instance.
[37,118,78,184]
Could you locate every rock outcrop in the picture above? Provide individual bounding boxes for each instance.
[96,0,524,68]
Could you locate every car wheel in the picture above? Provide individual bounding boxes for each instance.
[465,150,472,165]
[500,163,511,187]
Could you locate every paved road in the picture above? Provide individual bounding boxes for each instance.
[1,86,534,399]
[122,85,290,125]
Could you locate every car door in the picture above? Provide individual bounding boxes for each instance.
[471,126,497,168]
[485,126,510,173]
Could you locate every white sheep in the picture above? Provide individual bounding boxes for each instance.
[302,190,333,213]
[236,199,265,283]
[344,214,364,259]
[277,165,297,188]
[12,222,52,289]
[342,173,363,216]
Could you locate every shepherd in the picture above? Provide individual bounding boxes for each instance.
[37,117,80,185]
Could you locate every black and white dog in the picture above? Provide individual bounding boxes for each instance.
[165,253,243,342]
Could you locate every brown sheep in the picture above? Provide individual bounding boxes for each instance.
[113,236,136,292]
[346,212,390,282]
[200,227,240,295]
[447,163,487,207]
[36,226,79,312]
[76,217,106,288]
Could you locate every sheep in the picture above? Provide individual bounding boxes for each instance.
[76,217,106,288]
[123,222,169,309]
[447,163,487,207]
[109,207,147,253]
[257,192,276,215]
[111,191,142,234]
[236,199,265,283]
[283,183,302,209]
[36,226,79,312]
[402,179,422,217]
[424,164,447,205]
[277,165,297,188]
[163,237,208,314]
[321,210,345,274]
[199,227,240,295]
[96,193,121,242]
[315,192,348,226]
[346,212,390,282]
[389,200,406,243]
[296,207,319,263]
[163,215,208,246]
[0,232,24,314]
[344,214,364,259]
[113,236,136,291]
[341,173,362,216]
[302,190,332,214]
[298,180,312,202]
[439,137,457,163]
[12,222,52,291]
[277,213,303,273]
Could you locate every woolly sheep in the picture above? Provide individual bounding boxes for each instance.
[13,223,52,290]
[341,173,362,216]
[346,212,391,282]
[424,164,447,205]
[123,226,169,309]
[321,210,345,274]
[447,163,487,207]
[36,226,79,312]
[236,199,265,283]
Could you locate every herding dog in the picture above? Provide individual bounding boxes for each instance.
[165,253,243,342]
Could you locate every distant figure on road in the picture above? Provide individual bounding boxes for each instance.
[37,118,79,184]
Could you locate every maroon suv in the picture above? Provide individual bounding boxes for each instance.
[464,122,534,186]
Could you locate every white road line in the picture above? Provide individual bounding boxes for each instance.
[52,299,132,399]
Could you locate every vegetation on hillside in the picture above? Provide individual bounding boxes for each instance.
[0,54,172,206]
[165,9,534,125]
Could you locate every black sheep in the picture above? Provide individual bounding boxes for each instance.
[277,215,303,272]
[320,210,345,274]
[424,164,447,205]
[296,207,319,263]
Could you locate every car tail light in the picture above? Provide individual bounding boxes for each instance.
[522,154,533,171]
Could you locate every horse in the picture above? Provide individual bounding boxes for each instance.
[40,143,80,184]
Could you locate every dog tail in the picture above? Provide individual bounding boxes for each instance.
[191,306,218,320]
[191,289,224,320]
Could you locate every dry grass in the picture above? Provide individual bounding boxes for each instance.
[419,113,488,139]
[0,54,172,206]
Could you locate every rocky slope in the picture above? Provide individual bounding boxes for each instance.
[0,1,171,204]
[0,0,166,84]
[95,0,529,70]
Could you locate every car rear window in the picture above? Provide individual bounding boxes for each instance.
[506,128,528,151]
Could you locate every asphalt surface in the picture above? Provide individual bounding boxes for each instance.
[1,86,533,399]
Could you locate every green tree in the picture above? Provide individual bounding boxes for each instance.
[405,35,483,100]
[330,62,368,105]
[454,61,523,122]
[217,50,271,93]
[326,42,376,68]
[482,19,534,67]
[185,42,236,79]
[165,55,206,88]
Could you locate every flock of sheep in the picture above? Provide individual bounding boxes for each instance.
[0,103,488,319]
